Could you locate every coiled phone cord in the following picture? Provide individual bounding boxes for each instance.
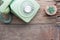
[0,12,13,24]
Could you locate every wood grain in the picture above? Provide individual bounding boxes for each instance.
[0,0,60,40]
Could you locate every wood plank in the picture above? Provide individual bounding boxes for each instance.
[0,0,59,40]
[0,24,58,40]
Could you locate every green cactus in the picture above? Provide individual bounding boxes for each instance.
[48,6,55,14]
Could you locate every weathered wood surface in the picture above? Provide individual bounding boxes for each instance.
[0,0,60,40]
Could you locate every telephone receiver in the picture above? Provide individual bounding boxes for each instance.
[0,0,12,13]
[0,0,13,24]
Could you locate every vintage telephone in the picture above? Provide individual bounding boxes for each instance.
[0,0,58,24]
[10,0,40,23]
[0,0,40,23]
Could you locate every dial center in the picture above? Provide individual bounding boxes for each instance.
[24,5,32,13]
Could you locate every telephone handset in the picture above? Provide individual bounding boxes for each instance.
[0,0,13,24]
[0,0,12,13]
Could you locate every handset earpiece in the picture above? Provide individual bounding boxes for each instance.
[0,0,12,13]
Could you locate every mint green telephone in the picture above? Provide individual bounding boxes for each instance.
[0,0,40,23]
[10,0,40,23]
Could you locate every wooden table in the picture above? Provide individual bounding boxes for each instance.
[0,0,60,40]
